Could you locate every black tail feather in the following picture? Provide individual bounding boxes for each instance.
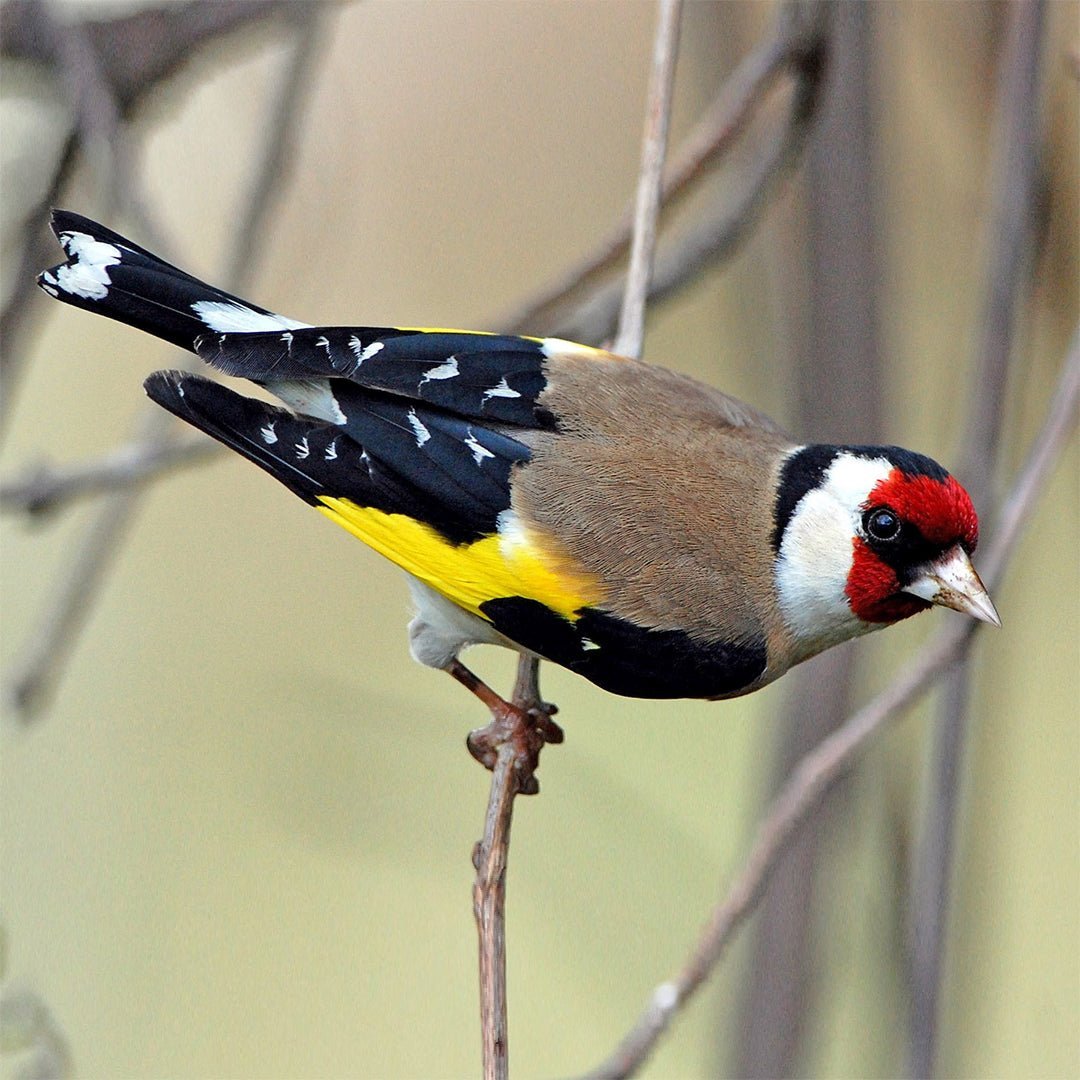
[38,210,291,353]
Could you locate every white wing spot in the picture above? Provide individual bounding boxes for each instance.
[348,337,385,365]
[260,422,278,444]
[324,439,338,461]
[54,231,122,300]
[281,331,293,351]
[420,357,460,384]
[483,377,520,401]
[316,336,332,354]
[191,300,310,334]
[580,638,601,652]
[295,437,310,460]
[464,428,495,466]
[407,410,431,447]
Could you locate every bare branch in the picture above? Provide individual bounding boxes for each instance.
[612,0,682,359]
[474,1,685,1067]
[540,33,825,349]
[909,3,1047,1074]
[0,0,300,109]
[578,328,1079,1080]
[0,435,215,516]
[473,733,519,1080]
[31,3,163,245]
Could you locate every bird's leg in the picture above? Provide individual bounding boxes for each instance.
[447,656,562,796]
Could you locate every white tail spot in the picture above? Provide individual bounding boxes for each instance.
[54,231,122,300]
[192,300,310,334]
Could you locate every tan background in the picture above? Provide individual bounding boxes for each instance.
[2,2,1077,1077]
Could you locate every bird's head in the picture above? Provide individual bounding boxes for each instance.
[772,445,999,661]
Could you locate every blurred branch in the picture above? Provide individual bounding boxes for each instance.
[735,4,882,1073]
[474,738,516,1080]
[499,0,827,336]
[31,2,163,245]
[579,327,1079,1080]
[909,3,1047,1076]
[535,10,827,348]
[0,0,299,106]
[4,7,326,721]
[472,655,549,1080]
[612,0,682,359]
[0,435,215,516]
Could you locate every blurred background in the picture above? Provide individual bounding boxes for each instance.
[1,1,1076,1077]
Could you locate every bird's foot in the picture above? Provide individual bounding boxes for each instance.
[466,703,551,796]
[449,658,562,795]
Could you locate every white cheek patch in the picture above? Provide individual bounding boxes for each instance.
[191,299,310,334]
[774,452,894,654]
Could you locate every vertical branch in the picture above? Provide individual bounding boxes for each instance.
[472,3,682,1071]
[613,0,682,358]
[473,737,520,1080]
[908,3,1047,1076]
[734,2,882,1074]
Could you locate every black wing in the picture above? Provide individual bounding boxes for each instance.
[195,326,554,429]
[145,372,530,546]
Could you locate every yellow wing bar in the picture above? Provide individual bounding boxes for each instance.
[317,496,604,621]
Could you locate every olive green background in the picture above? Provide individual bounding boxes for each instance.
[2,3,1077,1077]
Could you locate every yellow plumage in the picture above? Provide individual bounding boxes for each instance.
[316,496,603,622]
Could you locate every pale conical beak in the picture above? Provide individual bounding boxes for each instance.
[903,545,1002,627]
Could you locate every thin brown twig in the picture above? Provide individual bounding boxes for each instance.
[579,330,1079,1080]
[472,657,535,1080]
[473,3,685,1071]
[613,0,682,359]
[4,10,325,720]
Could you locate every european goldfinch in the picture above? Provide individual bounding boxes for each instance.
[38,212,999,734]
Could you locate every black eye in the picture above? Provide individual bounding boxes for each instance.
[864,506,901,542]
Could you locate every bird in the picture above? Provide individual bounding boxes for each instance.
[38,210,999,787]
